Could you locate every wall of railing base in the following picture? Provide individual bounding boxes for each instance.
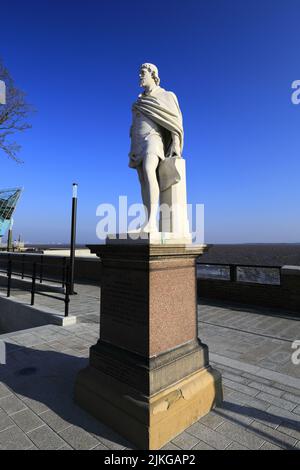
[0,253,102,284]
[197,265,300,314]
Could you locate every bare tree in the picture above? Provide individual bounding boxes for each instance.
[0,59,33,162]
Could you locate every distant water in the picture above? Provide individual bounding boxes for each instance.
[199,243,300,266]
[197,243,300,285]
[197,265,280,285]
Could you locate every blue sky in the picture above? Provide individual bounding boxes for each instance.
[1,0,300,244]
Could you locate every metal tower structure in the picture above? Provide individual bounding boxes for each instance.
[0,188,22,242]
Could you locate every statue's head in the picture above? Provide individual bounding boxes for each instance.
[139,63,160,88]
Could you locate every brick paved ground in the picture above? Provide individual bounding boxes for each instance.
[0,283,299,450]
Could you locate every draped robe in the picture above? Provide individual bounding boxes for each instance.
[129,86,184,168]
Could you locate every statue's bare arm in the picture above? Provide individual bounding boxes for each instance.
[167,133,181,158]
[166,91,182,158]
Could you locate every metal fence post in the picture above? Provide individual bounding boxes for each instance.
[230,265,237,282]
[64,265,70,317]
[7,257,12,298]
[69,183,78,295]
[62,257,66,288]
[31,262,36,306]
[40,255,44,283]
[21,254,25,279]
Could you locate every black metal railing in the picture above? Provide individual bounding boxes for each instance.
[13,253,68,287]
[197,262,282,286]
[0,254,71,316]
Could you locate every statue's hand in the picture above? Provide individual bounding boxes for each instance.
[167,135,181,158]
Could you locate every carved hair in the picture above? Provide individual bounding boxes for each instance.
[141,63,160,86]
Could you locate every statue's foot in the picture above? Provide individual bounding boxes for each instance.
[140,222,158,233]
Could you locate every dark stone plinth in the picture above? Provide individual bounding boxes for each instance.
[89,338,209,395]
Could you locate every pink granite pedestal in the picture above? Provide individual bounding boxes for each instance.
[74,243,222,449]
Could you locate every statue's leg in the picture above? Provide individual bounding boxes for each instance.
[137,164,149,226]
[142,154,160,231]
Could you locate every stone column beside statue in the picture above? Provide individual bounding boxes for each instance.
[74,64,222,449]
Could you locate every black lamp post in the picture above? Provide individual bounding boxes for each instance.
[69,183,78,295]
[7,218,13,252]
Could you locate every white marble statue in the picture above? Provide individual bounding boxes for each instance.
[129,63,184,232]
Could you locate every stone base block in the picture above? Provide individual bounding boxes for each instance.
[0,293,76,333]
[74,365,222,450]
[106,232,193,245]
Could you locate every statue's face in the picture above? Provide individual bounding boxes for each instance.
[139,67,154,88]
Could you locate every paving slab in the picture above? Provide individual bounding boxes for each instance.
[10,408,44,433]
[171,431,200,450]
[186,422,232,449]
[0,425,33,450]
[58,425,100,450]
[27,424,66,450]
[248,420,297,449]
[216,422,265,449]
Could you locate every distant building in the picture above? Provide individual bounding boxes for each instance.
[0,188,22,244]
